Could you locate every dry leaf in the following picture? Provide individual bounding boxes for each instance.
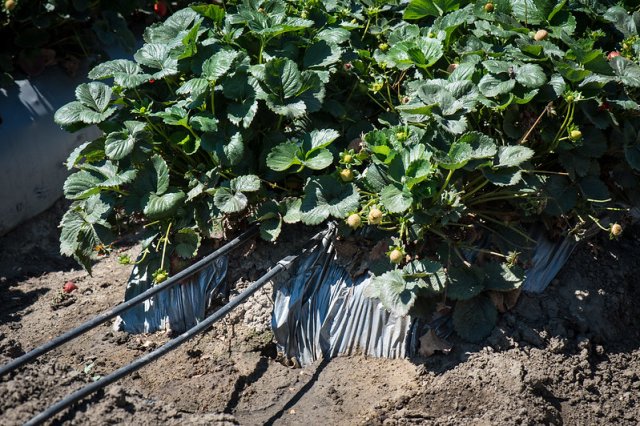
[419,329,452,357]
[503,288,521,310]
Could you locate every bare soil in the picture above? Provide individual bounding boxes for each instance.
[1,201,639,425]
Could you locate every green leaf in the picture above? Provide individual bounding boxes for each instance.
[104,121,146,160]
[202,50,240,81]
[60,196,112,272]
[282,198,302,224]
[402,260,447,295]
[497,146,534,168]
[64,171,102,200]
[190,114,218,132]
[213,187,248,213]
[380,185,413,213]
[302,149,333,170]
[144,191,186,219]
[134,43,178,78]
[478,74,516,98]
[227,98,259,128]
[300,176,360,225]
[447,267,485,300]
[265,58,302,99]
[176,78,210,97]
[303,40,342,68]
[365,270,417,317]
[380,184,413,214]
[453,295,498,342]
[441,141,472,170]
[458,132,497,159]
[482,167,523,186]
[174,228,201,259]
[191,4,225,25]
[484,262,524,291]
[514,63,547,88]
[578,175,610,201]
[231,175,261,192]
[88,59,150,88]
[260,216,282,241]
[76,82,112,112]
[266,142,301,172]
[152,155,170,195]
[306,129,340,151]
[610,57,640,88]
[55,83,117,127]
[404,0,461,19]
[544,175,578,215]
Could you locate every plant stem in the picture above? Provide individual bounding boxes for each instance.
[160,222,173,272]
[436,169,455,200]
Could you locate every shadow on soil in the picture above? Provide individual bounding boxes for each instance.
[263,358,330,426]
[412,226,640,375]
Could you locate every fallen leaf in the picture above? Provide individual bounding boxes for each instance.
[419,329,452,357]
[503,288,521,310]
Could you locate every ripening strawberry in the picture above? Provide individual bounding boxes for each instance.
[607,51,621,60]
[63,281,78,293]
[154,1,168,17]
[340,168,354,182]
[534,29,548,41]
[484,2,494,12]
[346,214,361,229]
[611,223,623,236]
[447,63,458,73]
[5,0,16,11]
[368,207,383,225]
[570,130,582,140]
[389,249,404,264]
[153,269,168,284]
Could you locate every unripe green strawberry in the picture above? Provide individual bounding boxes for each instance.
[378,43,389,51]
[389,249,403,264]
[346,214,361,229]
[611,223,623,236]
[534,29,548,41]
[368,207,383,225]
[5,0,16,11]
[343,154,353,163]
[153,269,168,284]
[570,130,582,140]
[340,168,354,182]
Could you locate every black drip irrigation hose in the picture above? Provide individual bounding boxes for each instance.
[24,224,334,426]
[0,225,259,379]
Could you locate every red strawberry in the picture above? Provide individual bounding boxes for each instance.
[63,281,78,293]
[607,51,621,60]
[154,1,168,17]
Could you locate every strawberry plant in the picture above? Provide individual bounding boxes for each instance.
[0,0,192,86]
[56,0,640,342]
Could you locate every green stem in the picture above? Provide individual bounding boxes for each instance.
[436,169,455,200]
[160,222,173,272]
[461,179,488,201]
[475,213,536,243]
[361,18,371,41]
[210,84,216,115]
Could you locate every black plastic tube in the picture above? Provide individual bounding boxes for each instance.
[24,226,331,426]
[0,225,258,378]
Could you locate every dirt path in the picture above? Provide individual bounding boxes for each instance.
[1,201,639,425]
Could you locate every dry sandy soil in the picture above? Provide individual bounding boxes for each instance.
[0,201,639,425]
